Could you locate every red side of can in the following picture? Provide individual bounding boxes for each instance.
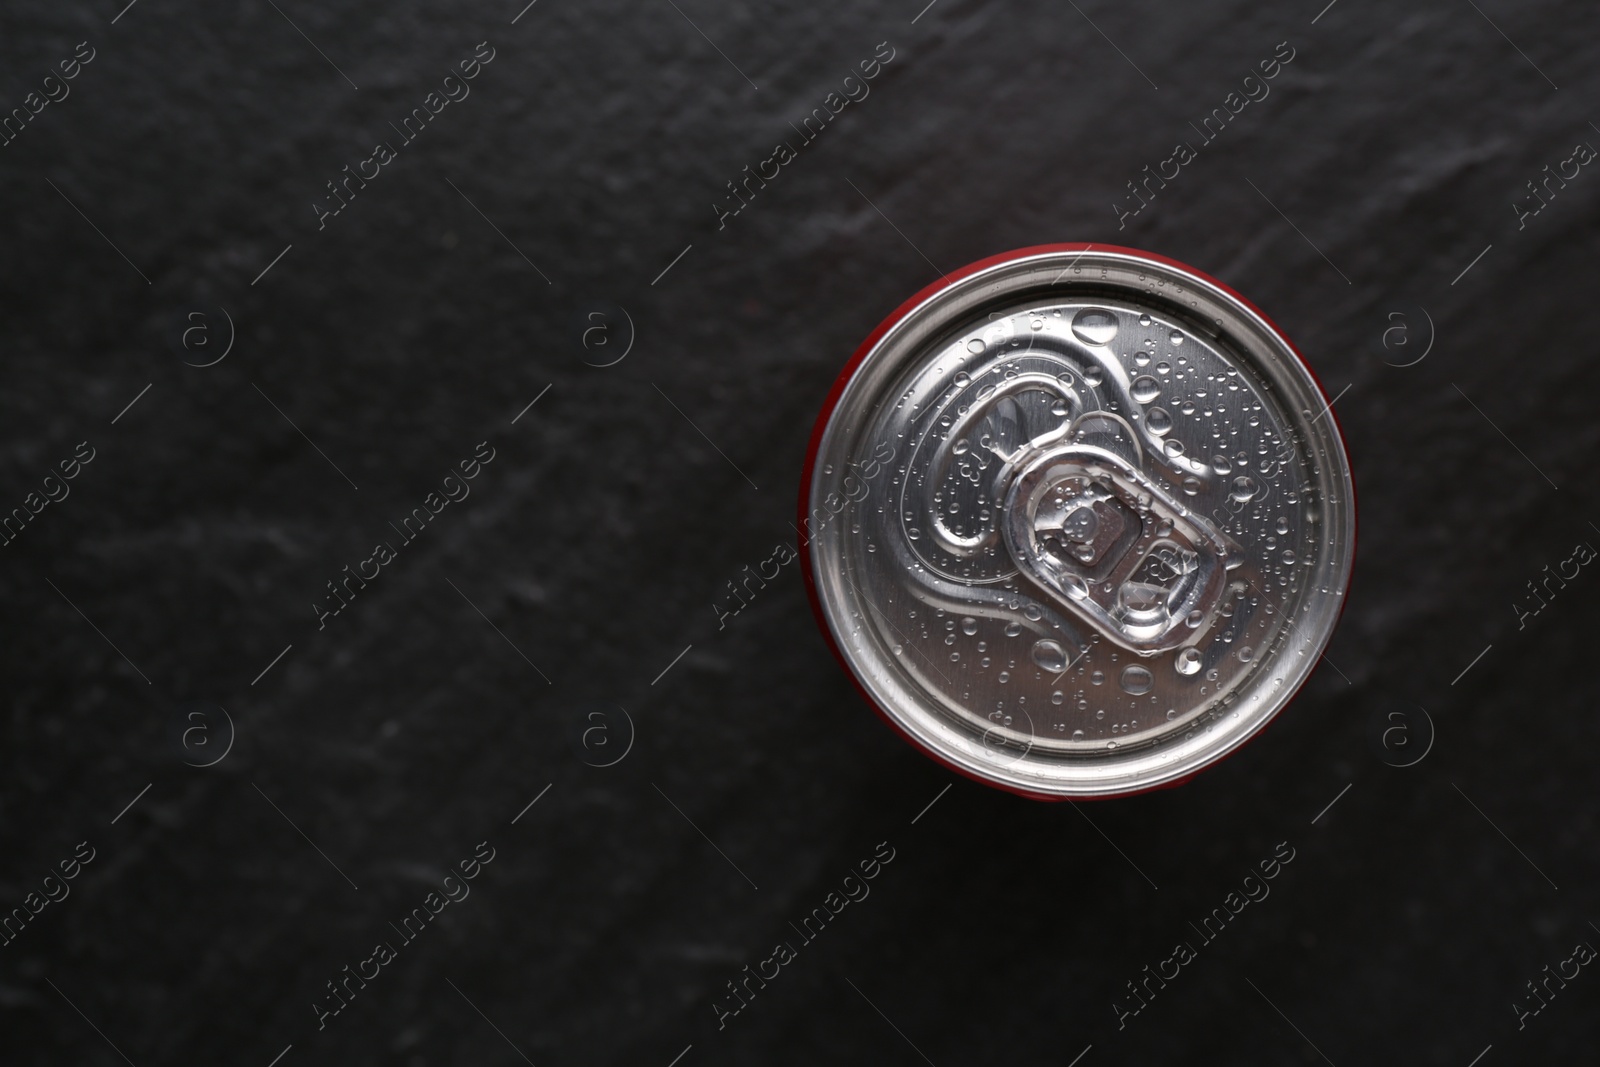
[796,243,1357,802]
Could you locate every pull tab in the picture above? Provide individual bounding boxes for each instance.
[999,411,1240,654]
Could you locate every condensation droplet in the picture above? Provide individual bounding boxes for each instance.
[1071,307,1119,346]
[961,616,978,635]
[1031,639,1068,672]
[1131,375,1161,403]
[1120,665,1154,695]
[1175,648,1203,675]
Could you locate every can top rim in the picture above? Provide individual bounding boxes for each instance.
[798,244,1357,799]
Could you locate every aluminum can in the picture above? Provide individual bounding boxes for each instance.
[799,244,1355,798]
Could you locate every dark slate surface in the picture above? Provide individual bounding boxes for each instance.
[2,0,1598,1063]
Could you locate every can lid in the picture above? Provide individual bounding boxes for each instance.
[801,246,1355,798]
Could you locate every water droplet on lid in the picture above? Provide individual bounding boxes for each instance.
[1120,664,1154,695]
[952,438,970,455]
[1182,476,1201,496]
[1175,648,1203,675]
[967,338,986,354]
[1063,574,1090,600]
[998,671,1010,683]
[1051,691,1065,705]
[1072,729,1085,740]
[1031,318,1044,330]
[1238,646,1254,663]
[1212,455,1232,475]
[1170,330,1185,345]
[960,616,978,635]
[954,371,971,388]
[1023,604,1043,621]
[1146,407,1173,435]
[1185,609,1204,628]
[1051,398,1069,416]
[1071,308,1119,346]
[1090,670,1105,685]
[1031,639,1068,672]
[1131,375,1161,403]
[1156,361,1171,376]
[1138,313,1152,326]
[1281,549,1296,564]
[908,527,922,540]
[1164,439,1185,457]
[1134,351,1152,367]
[1275,516,1290,535]
[1004,621,1022,637]
[1082,364,1104,388]
[1229,475,1257,502]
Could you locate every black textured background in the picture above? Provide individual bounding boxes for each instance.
[3,0,1598,1064]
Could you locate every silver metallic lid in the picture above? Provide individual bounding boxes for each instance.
[803,246,1355,797]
